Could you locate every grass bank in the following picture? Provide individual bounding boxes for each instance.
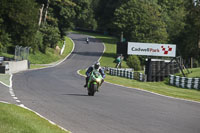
[75,31,200,102]
[72,31,129,68]
[179,67,200,78]
[29,36,73,69]
[0,36,74,133]
[0,74,10,87]
[79,68,200,102]
[0,103,69,133]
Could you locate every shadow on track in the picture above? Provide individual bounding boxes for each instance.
[63,94,88,96]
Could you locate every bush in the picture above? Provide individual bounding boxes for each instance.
[40,25,60,53]
[193,59,199,68]
[126,55,141,71]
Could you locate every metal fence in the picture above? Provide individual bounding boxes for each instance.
[169,75,200,90]
[15,46,31,61]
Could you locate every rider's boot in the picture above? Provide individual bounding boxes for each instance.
[84,77,89,88]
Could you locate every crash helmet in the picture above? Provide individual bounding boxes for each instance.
[94,61,100,69]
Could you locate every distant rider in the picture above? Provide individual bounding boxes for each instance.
[86,37,89,44]
[84,61,105,88]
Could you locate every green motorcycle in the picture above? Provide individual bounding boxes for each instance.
[87,70,103,96]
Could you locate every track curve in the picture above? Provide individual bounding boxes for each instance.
[13,33,200,133]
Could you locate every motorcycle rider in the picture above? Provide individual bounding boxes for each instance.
[86,37,89,44]
[84,61,105,88]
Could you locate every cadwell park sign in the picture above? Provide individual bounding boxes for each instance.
[127,42,176,57]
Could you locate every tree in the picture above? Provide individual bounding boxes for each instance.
[40,24,60,53]
[158,0,187,43]
[176,1,200,60]
[113,0,168,43]
[73,0,97,30]
[0,0,39,49]
[127,55,141,71]
[94,0,127,33]
[49,0,76,37]
[0,18,11,53]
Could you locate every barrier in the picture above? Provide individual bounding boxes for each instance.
[108,68,145,81]
[2,60,29,74]
[169,75,200,90]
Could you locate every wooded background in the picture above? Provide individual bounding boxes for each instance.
[0,0,199,67]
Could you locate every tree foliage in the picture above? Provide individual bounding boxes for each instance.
[72,0,97,30]
[0,0,199,62]
[113,0,168,43]
[0,0,38,49]
[175,1,200,59]
[127,55,141,71]
[158,0,187,43]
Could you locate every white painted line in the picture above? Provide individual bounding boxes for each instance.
[6,39,74,133]
[98,42,106,62]
[18,104,71,133]
[105,80,200,104]
[78,36,200,104]
[13,97,18,100]
[89,35,105,63]
[10,74,13,88]
[0,103,72,133]
[0,37,75,133]
[0,101,10,104]
[25,37,75,72]
[77,70,200,104]
[16,100,21,103]
[0,81,9,88]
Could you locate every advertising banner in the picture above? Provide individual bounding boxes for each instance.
[127,42,176,57]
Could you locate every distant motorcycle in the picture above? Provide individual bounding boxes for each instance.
[87,70,103,96]
[86,37,89,44]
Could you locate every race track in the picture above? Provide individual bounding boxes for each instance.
[13,33,200,133]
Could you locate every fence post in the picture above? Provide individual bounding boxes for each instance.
[130,71,133,79]
[180,77,186,88]
[186,78,193,89]
[114,69,117,76]
[124,70,128,78]
[109,68,112,75]
[169,75,174,85]
[193,78,199,90]
[117,69,120,76]
[175,76,180,87]
[139,72,143,81]
[127,71,130,79]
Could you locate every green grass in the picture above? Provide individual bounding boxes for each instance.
[75,31,200,102]
[0,103,69,133]
[0,36,73,133]
[0,52,14,59]
[0,74,10,86]
[186,67,200,78]
[79,69,200,102]
[175,67,200,78]
[29,36,73,69]
[72,31,129,68]
[30,64,47,69]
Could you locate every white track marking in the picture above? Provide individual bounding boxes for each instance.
[0,37,75,133]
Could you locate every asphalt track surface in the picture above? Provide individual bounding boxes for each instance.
[12,33,200,133]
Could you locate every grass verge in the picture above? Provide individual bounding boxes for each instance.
[0,103,69,133]
[0,36,74,133]
[75,31,200,102]
[72,31,129,68]
[0,74,10,87]
[79,69,200,102]
[29,36,73,69]
[176,67,200,78]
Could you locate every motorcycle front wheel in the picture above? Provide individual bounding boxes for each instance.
[88,84,97,96]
